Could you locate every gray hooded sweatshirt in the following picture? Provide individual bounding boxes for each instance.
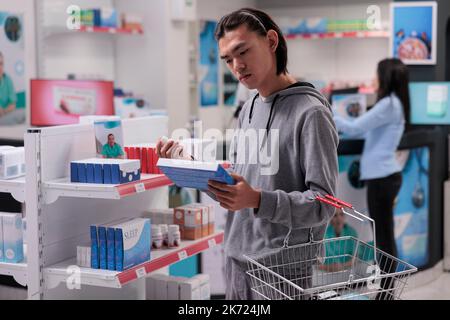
[226,84,339,264]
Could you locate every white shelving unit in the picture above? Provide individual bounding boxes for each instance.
[0,177,25,203]
[35,0,144,80]
[0,116,224,299]
[0,252,27,287]
[44,232,223,289]
[42,174,172,204]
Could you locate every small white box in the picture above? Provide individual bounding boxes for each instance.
[85,247,91,268]
[151,274,170,300]
[146,275,157,300]
[193,274,210,300]
[179,277,201,300]
[167,276,188,300]
[0,147,25,179]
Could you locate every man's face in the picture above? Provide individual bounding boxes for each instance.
[108,135,115,145]
[331,210,345,233]
[219,25,275,90]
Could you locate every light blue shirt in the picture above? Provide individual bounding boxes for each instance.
[333,93,405,180]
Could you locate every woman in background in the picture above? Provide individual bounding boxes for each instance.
[333,58,410,299]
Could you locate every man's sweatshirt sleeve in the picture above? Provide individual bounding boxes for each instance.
[254,108,339,229]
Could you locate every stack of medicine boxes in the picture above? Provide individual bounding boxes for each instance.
[70,158,141,184]
[124,144,161,174]
[173,204,215,240]
[89,218,151,271]
[147,273,211,300]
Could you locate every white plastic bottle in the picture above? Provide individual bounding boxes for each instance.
[168,224,181,247]
[151,224,163,249]
[160,224,169,247]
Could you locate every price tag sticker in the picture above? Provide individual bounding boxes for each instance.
[136,267,146,278]
[178,250,188,260]
[135,183,145,193]
[208,239,216,248]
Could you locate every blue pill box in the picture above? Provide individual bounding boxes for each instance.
[90,225,99,269]
[113,218,151,271]
[156,158,235,201]
[70,158,141,184]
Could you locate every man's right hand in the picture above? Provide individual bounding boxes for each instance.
[156,136,192,160]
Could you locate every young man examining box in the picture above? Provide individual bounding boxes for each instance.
[157,8,338,299]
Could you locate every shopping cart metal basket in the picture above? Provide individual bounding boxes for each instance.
[244,195,418,300]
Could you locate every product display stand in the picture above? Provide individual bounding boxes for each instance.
[1,116,223,299]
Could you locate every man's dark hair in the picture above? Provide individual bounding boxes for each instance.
[108,133,114,139]
[215,8,288,75]
[376,58,410,128]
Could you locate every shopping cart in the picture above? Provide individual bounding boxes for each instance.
[244,195,418,300]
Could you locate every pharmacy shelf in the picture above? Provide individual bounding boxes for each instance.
[44,231,224,289]
[0,247,27,287]
[285,30,389,40]
[0,176,25,203]
[78,26,143,35]
[42,174,173,204]
[42,26,143,38]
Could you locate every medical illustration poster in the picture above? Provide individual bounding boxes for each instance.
[0,11,26,126]
[390,2,437,65]
[199,20,219,107]
[223,62,239,106]
[335,148,429,268]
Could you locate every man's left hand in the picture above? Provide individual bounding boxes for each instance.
[208,173,261,211]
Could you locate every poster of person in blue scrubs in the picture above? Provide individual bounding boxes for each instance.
[0,12,26,126]
[199,20,219,107]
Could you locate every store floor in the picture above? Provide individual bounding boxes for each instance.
[402,262,450,300]
[0,264,449,299]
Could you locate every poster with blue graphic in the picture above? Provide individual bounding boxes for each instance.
[0,11,26,126]
[199,21,219,107]
[223,63,239,106]
[334,147,429,268]
[390,2,437,65]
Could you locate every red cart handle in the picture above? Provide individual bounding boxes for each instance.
[324,195,353,209]
[315,196,343,209]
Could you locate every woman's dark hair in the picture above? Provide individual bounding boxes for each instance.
[214,8,288,75]
[376,58,410,126]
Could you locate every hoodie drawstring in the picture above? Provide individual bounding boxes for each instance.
[249,93,280,144]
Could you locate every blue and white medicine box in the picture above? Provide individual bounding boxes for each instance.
[157,158,235,201]
[70,158,141,184]
[114,218,151,271]
[100,7,118,28]
[0,147,25,180]
[0,212,24,263]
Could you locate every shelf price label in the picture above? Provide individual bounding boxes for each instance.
[136,267,146,278]
[135,183,145,193]
[208,239,216,248]
[178,250,188,261]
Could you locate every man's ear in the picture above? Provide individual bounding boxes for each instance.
[267,29,279,52]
